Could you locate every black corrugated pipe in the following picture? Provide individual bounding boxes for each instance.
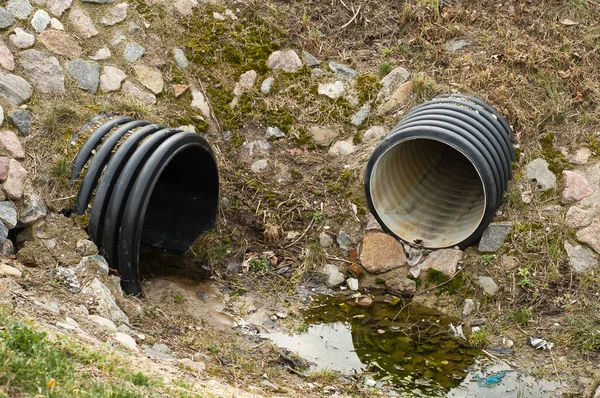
[364,94,514,249]
[70,116,219,295]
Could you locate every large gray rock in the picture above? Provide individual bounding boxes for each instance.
[82,278,129,325]
[133,64,163,94]
[122,80,156,104]
[31,9,50,32]
[50,266,81,292]
[6,0,33,20]
[309,125,338,147]
[323,263,345,287]
[0,7,15,28]
[0,73,31,105]
[576,219,600,254]
[123,42,144,63]
[360,232,407,274]
[419,248,462,277]
[301,50,319,67]
[38,29,82,58]
[385,269,416,297]
[328,61,357,80]
[266,50,302,73]
[17,193,46,226]
[100,65,126,92]
[67,59,100,93]
[0,201,16,229]
[477,276,498,295]
[102,3,128,26]
[8,109,31,136]
[377,66,410,102]
[9,28,34,48]
[76,254,109,276]
[564,241,598,273]
[0,40,14,71]
[18,50,65,94]
[68,8,98,38]
[478,222,512,252]
[525,158,556,190]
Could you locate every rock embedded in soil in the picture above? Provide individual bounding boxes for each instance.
[8,109,31,136]
[336,231,352,256]
[68,8,98,39]
[179,358,205,373]
[566,205,593,228]
[347,277,359,290]
[17,193,46,226]
[99,65,126,92]
[190,89,211,119]
[0,263,20,277]
[9,28,35,48]
[309,125,338,147]
[564,241,598,273]
[0,73,32,105]
[3,159,27,199]
[261,77,274,94]
[323,263,345,287]
[319,231,333,248]
[318,81,344,99]
[0,239,14,256]
[265,126,284,140]
[0,222,7,243]
[172,0,198,17]
[88,314,117,331]
[76,254,109,276]
[351,104,370,126]
[46,0,72,16]
[90,47,111,61]
[50,266,81,292]
[0,41,14,71]
[377,66,410,103]
[0,130,24,159]
[82,277,129,324]
[576,219,600,254]
[384,269,416,297]
[561,147,591,165]
[477,276,498,295]
[122,80,155,104]
[478,221,512,252]
[101,3,128,26]
[18,49,65,94]
[0,201,17,229]
[50,17,63,30]
[114,332,138,351]
[462,298,478,318]
[363,126,387,144]
[328,139,357,156]
[562,170,592,204]
[360,231,407,274]
[444,38,472,52]
[38,29,82,58]
[328,61,357,80]
[31,9,50,32]
[6,0,33,20]
[134,64,164,94]
[67,59,100,93]
[171,84,188,97]
[418,248,462,277]
[243,139,270,157]
[251,159,268,173]
[173,48,188,68]
[0,7,15,28]
[0,157,8,180]
[301,50,319,67]
[266,50,302,73]
[377,81,412,115]
[525,158,556,191]
[76,239,98,256]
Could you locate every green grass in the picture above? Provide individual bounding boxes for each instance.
[512,308,533,327]
[468,326,490,348]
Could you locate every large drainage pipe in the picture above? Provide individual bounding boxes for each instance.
[70,116,219,295]
[364,94,514,249]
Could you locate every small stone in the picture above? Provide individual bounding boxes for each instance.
[76,239,98,256]
[111,34,126,46]
[0,73,31,105]
[384,269,416,297]
[323,263,345,287]
[90,47,111,61]
[8,110,31,136]
[576,219,600,254]
[377,81,412,115]
[318,81,344,99]
[360,232,407,274]
[312,68,324,77]
[50,266,81,292]
[569,148,591,165]
[562,170,592,204]
[18,49,64,94]
[0,201,17,228]
[243,139,270,157]
[462,298,477,318]
[102,3,128,26]
[0,158,8,181]
[363,126,387,143]
[328,139,356,156]
[261,77,274,94]
[301,50,319,67]
[365,213,382,231]
[47,0,72,16]
[114,332,138,351]
[266,50,302,73]
[566,206,593,228]
[328,61,357,80]
[564,241,598,273]
[122,80,156,105]
[172,84,188,97]
[172,0,198,17]
[6,0,33,20]
[224,9,236,19]
[31,9,50,32]
[478,221,512,252]
[128,21,140,33]
[82,278,129,324]
[124,42,144,63]
[347,278,359,291]
[35,300,60,314]
[67,59,100,93]
[0,7,15,28]
[213,11,224,20]
[50,18,63,30]
[143,344,174,359]
[0,224,8,245]
[190,89,210,119]
[377,66,410,102]
[88,314,117,331]
[351,104,370,127]
[38,29,83,58]
[419,249,463,277]
[309,126,338,147]
[17,193,46,226]
[445,39,472,52]
[0,41,14,71]
[173,48,188,68]
[76,254,109,276]
[152,342,170,353]
[9,28,35,48]
[178,124,195,133]
[3,159,27,199]
[238,70,257,90]
[337,231,352,254]
[500,255,518,270]
[0,130,24,159]
[526,158,556,190]
[265,126,285,140]
[100,65,126,93]
[477,276,498,295]
[68,8,98,38]
[179,358,205,373]
[56,321,77,331]
[251,159,268,173]
[134,64,164,94]
[0,263,21,277]
[319,232,333,248]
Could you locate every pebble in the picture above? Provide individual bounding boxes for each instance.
[377,81,412,115]
[88,314,117,331]
[363,126,387,143]
[265,126,285,140]
[122,80,156,104]
[347,278,359,291]
[318,81,344,99]
[47,0,72,16]
[35,300,60,314]
[50,266,81,292]
[251,159,268,173]
[0,41,14,71]
[9,28,35,49]
[525,158,556,190]
[336,231,352,255]
[68,8,98,38]
[261,77,274,94]
[8,109,31,136]
[68,59,100,94]
[328,139,357,156]
[323,263,345,287]
[266,50,302,73]
[38,30,83,58]
[50,18,63,30]
[328,61,357,80]
[0,201,16,229]
[171,84,188,97]
[309,125,338,147]
[3,159,27,199]
[102,3,128,26]
[301,50,319,67]
[445,39,472,52]
[419,248,463,277]
[566,206,593,228]
[0,263,20,277]
[377,66,410,102]
[0,130,25,159]
[478,222,512,252]
[477,276,498,296]
[173,48,188,68]
[190,89,211,118]
[114,332,138,351]
[31,9,50,32]
[462,298,477,318]
[319,231,333,248]
[76,254,109,276]
[76,239,98,256]
[17,193,46,226]
[124,42,144,62]
[351,104,370,126]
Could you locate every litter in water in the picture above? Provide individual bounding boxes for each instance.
[473,370,507,387]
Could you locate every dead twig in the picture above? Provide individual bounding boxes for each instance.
[338,4,361,30]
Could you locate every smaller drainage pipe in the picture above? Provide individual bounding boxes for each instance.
[71,116,219,295]
[364,94,514,249]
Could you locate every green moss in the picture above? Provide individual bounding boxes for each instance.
[425,268,467,295]
[291,128,316,149]
[353,132,362,145]
[539,132,571,175]
[355,74,382,105]
[265,108,295,133]
[585,133,600,157]
[290,169,303,179]
[407,274,422,287]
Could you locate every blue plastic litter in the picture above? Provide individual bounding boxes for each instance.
[473,370,507,387]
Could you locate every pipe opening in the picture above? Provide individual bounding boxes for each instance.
[141,145,219,252]
[370,138,485,248]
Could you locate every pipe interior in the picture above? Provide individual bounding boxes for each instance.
[141,145,218,252]
[370,138,485,248]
